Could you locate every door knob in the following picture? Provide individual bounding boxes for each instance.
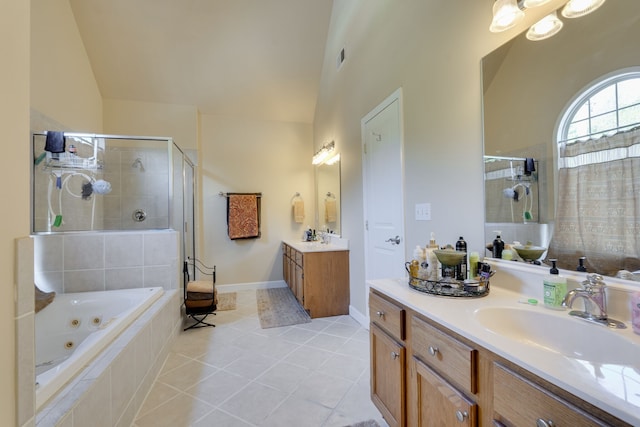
[385,235,401,245]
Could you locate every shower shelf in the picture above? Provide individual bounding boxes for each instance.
[43,156,102,171]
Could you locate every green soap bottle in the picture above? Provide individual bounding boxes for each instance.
[543,259,566,310]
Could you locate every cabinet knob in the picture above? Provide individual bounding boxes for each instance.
[455,410,468,422]
[391,351,399,360]
[376,311,385,318]
[536,419,555,427]
[428,346,439,356]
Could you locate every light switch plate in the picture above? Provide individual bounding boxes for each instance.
[415,203,431,221]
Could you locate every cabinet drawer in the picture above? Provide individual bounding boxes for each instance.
[294,250,303,266]
[369,291,405,341]
[414,356,477,426]
[411,315,477,394]
[493,364,609,427]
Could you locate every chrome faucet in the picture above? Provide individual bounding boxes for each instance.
[562,274,626,329]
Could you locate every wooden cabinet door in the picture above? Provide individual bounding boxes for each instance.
[414,357,477,427]
[294,263,304,305]
[370,323,405,427]
[283,250,290,287]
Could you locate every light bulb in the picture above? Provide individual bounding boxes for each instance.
[490,0,525,33]
[562,0,606,18]
[526,10,564,41]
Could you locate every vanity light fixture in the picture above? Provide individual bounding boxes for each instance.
[324,153,340,166]
[490,0,606,40]
[561,0,606,18]
[526,10,563,40]
[312,141,335,165]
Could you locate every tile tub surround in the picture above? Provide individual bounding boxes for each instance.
[35,290,180,427]
[33,230,179,294]
[368,260,640,426]
[16,237,35,427]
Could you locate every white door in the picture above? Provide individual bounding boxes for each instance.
[362,89,406,282]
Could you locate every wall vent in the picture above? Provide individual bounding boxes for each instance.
[336,48,345,70]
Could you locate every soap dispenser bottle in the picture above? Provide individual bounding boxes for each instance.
[543,259,567,310]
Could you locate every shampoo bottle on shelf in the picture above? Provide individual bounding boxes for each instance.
[543,259,566,310]
[492,234,504,259]
[455,236,467,280]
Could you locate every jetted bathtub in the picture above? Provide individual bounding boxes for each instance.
[35,286,164,409]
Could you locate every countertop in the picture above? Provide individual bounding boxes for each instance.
[368,277,640,425]
[283,238,349,253]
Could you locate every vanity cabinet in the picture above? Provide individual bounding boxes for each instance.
[368,289,630,427]
[369,292,406,427]
[281,243,349,318]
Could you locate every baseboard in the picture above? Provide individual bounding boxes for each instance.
[216,280,286,293]
[349,304,369,330]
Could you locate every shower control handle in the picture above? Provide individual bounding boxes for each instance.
[133,209,147,222]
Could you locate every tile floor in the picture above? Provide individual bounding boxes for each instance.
[133,289,388,427]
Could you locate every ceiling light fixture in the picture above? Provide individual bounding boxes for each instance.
[561,0,606,18]
[312,141,335,165]
[526,10,564,40]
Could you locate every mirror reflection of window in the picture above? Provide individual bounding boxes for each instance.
[548,70,640,276]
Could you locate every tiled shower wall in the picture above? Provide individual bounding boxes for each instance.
[33,230,179,294]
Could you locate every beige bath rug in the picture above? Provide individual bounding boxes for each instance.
[217,292,237,311]
[256,287,311,328]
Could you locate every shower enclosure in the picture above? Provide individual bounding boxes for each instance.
[484,155,539,224]
[31,133,196,261]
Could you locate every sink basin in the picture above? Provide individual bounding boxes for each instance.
[474,306,638,366]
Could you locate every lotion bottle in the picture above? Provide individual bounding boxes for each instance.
[543,259,566,310]
[425,232,440,280]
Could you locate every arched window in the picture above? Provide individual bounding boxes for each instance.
[548,68,640,276]
[558,68,640,144]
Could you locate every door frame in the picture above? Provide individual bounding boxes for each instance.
[361,88,406,305]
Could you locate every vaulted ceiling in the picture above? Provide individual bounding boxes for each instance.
[69,0,334,123]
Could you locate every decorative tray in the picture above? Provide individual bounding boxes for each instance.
[407,275,491,298]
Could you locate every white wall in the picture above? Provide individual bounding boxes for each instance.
[30,0,102,131]
[312,0,571,315]
[1,1,30,425]
[198,114,314,284]
[103,99,198,150]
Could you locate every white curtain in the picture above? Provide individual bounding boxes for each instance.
[547,128,640,275]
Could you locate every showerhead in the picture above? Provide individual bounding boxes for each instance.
[132,157,145,172]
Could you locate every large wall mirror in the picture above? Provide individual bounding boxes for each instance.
[483,0,640,277]
[315,157,341,235]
